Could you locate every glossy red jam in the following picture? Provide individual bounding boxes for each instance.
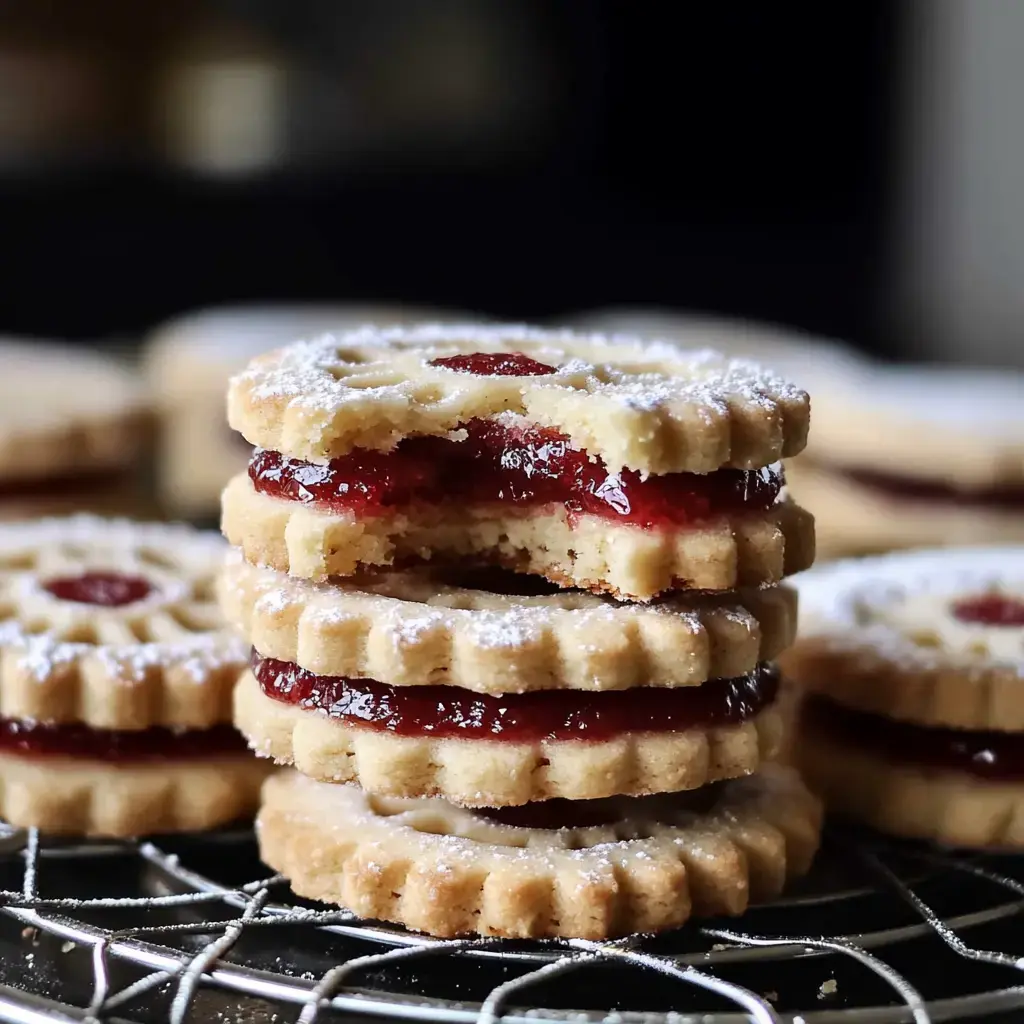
[253,652,778,743]
[429,352,558,376]
[249,423,782,529]
[803,696,1024,781]
[952,594,1024,627]
[838,466,1024,510]
[43,572,154,607]
[0,719,247,763]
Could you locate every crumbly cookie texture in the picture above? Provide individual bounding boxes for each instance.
[218,550,797,692]
[0,340,150,483]
[785,459,1024,558]
[222,474,814,599]
[0,517,248,729]
[798,721,1024,849]
[257,765,822,938]
[782,547,1024,731]
[234,671,782,806]
[0,751,269,837]
[227,325,810,475]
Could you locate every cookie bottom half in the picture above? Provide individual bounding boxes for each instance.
[798,704,1024,849]
[0,751,271,837]
[256,765,821,939]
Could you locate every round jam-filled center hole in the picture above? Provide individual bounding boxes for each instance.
[951,593,1024,627]
[43,572,154,608]
[429,352,557,376]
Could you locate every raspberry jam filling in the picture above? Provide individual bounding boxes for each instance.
[0,719,247,763]
[952,594,1024,627]
[836,465,1024,510]
[803,696,1024,781]
[253,652,778,743]
[43,572,154,607]
[249,424,782,529]
[429,352,558,376]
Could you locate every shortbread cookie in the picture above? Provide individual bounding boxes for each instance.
[0,516,267,835]
[223,471,814,598]
[0,340,150,519]
[785,459,1024,558]
[257,764,822,938]
[799,697,1024,848]
[783,547,1024,730]
[0,516,248,728]
[786,364,1024,556]
[234,659,782,806]
[0,747,267,837]
[218,552,798,692]
[144,305,452,515]
[225,325,813,598]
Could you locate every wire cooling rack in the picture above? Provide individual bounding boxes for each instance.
[0,822,1021,1023]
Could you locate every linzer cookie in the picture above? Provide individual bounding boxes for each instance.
[224,560,793,806]
[0,340,151,519]
[785,547,1024,848]
[785,365,1024,556]
[257,765,822,939]
[0,516,268,836]
[223,325,814,600]
[144,304,452,516]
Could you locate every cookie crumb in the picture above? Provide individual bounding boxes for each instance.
[818,978,838,998]
[763,990,778,1003]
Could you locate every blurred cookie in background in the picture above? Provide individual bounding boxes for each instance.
[563,307,862,392]
[144,304,461,518]
[786,365,1024,556]
[0,339,152,520]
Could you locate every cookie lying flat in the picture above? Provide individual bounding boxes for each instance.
[0,340,151,520]
[786,547,1024,847]
[0,516,269,836]
[257,764,822,939]
[224,325,814,599]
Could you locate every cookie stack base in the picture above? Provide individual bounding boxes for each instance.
[0,753,271,838]
[257,765,822,939]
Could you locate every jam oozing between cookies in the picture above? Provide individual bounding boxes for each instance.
[253,652,779,742]
[952,594,1024,627]
[43,572,154,607]
[0,719,248,762]
[249,422,783,529]
[803,696,1024,781]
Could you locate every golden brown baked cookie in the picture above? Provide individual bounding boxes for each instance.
[0,516,266,835]
[257,765,822,938]
[218,549,798,692]
[225,326,813,598]
[0,340,150,519]
[783,547,1024,731]
[234,667,783,806]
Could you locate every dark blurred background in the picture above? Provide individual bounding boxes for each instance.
[0,1,1018,365]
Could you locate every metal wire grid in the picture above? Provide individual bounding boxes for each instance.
[0,824,1020,1023]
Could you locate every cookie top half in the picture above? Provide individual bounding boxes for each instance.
[0,516,246,730]
[228,324,810,475]
[783,546,1024,731]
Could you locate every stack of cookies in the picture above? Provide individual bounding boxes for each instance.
[219,325,823,939]
[784,547,1024,849]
